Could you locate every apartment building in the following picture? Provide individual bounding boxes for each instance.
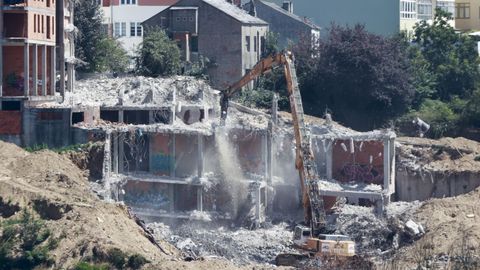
[99,0,178,55]
[0,0,74,144]
[400,0,456,34]
[144,0,269,89]
[455,0,480,31]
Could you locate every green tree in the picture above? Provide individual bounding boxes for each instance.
[96,38,130,73]
[413,9,480,101]
[136,27,181,77]
[294,24,414,130]
[74,0,105,72]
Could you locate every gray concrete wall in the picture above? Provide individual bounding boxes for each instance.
[22,108,72,148]
[396,169,480,201]
[264,0,400,36]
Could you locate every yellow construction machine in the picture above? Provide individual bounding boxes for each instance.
[220,52,355,263]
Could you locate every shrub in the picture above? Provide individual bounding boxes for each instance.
[127,254,149,269]
[75,262,109,270]
[107,248,127,269]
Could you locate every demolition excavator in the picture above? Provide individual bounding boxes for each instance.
[220,52,355,261]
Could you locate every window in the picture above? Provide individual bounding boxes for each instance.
[121,22,126,36]
[436,0,455,17]
[34,14,37,32]
[52,16,54,35]
[41,15,44,33]
[254,36,257,52]
[456,3,470,19]
[191,35,198,52]
[130,22,142,37]
[418,0,433,20]
[136,23,142,36]
[114,22,120,37]
[245,36,250,52]
[400,0,417,19]
[120,0,135,5]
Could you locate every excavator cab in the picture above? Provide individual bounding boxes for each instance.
[293,225,356,257]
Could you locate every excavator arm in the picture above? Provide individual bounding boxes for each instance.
[220,53,287,120]
[220,52,327,236]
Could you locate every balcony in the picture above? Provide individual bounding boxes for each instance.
[2,0,55,10]
[3,13,27,39]
[3,0,27,7]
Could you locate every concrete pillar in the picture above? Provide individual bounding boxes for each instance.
[197,186,203,211]
[41,45,47,96]
[24,43,30,96]
[118,132,125,173]
[266,122,273,184]
[113,134,119,174]
[389,138,396,194]
[171,134,176,177]
[383,139,391,192]
[103,132,112,179]
[148,110,154,124]
[50,46,56,95]
[262,132,269,181]
[169,185,175,212]
[169,106,175,124]
[197,134,204,178]
[118,110,124,123]
[326,139,333,180]
[32,44,38,96]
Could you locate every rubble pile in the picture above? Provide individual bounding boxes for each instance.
[148,221,297,265]
[52,76,219,108]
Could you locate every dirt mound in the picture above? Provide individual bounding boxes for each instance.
[393,187,480,267]
[397,136,480,173]
[0,141,249,269]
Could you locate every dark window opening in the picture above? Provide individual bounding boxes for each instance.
[71,112,84,125]
[199,109,205,122]
[183,110,190,123]
[191,35,198,52]
[174,185,197,211]
[153,110,170,124]
[1,101,21,111]
[124,110,149,125]
[100,110,119,122]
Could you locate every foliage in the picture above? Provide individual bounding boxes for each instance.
[75,262,109,270]
[413,9,480,101]
[0,209,57,269]
[24,143,91,153]
[461,88,480,127]
[96,37,130,73]
[136,27,181,77]
[183,55,210,79]
[107,248,127,269]
[294,24,414,130]
[262,32,280,57]
[127,254,149,269]
[74,0,106,72]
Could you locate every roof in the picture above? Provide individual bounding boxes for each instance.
[257,0,320,30]
[201,0,268,25]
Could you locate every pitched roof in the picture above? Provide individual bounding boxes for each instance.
[257,0,320,30]
[202,0,268,25]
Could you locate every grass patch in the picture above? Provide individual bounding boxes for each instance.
[25,143,91,154]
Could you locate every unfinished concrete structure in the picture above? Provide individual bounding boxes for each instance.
[0,0,75,145]
[143,0,269,89]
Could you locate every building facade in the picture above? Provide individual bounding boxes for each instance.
[455,0,480,31]
[400,0,456,34]
[0,0,74,144]
[243,0,320,49]
[143,0,269,89]
[99,0,178,55]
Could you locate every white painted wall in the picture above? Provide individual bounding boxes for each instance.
[101,5,168,55]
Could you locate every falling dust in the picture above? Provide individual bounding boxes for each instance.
[214,126,247,219]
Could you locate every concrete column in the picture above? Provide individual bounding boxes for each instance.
[102,132,112,179]
[50,46,56,95]
[326,139,333,180]
[171,134,176,177]
[118,110,124,123]
[41,46,47,96]
[169,106,175,124]
[169,185,175,212]
[389,138,396,194]
[32,44,38,96]
[148,110,154,124]
[113,133,119,174]
[266,122,273,184]
[197,186,203,211]
[118,132,125,173]
[262,132,269,181]
[197,134,204,178]
[383,139,391,192]
[24,43,30,96]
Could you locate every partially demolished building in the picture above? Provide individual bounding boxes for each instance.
[25,75,395,223]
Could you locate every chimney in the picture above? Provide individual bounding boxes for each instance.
[248,0,256,16]
[226,0,241,7]
[282,1,293,13]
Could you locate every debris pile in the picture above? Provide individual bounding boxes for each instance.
[148,221,297,265]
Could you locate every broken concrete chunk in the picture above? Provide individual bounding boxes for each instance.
[405,219,424,235]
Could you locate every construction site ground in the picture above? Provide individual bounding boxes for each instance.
[0,134,480,269]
